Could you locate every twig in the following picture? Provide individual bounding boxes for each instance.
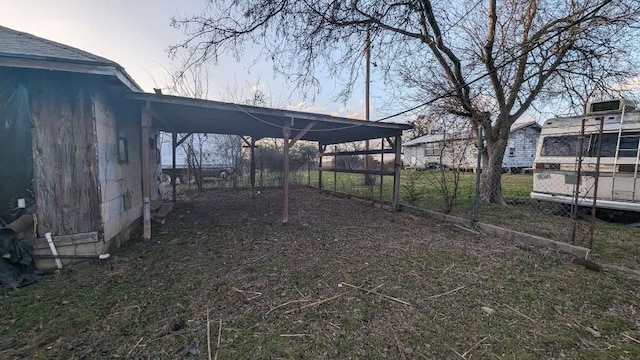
[127,337,144,357]
[206,308,212,360]
[280,334,308,337]
[232,287,262,296]
[503,304,536,322]
[214,318,222,360]
[266,299,315,315]
[428,285,466,299]
[251,254,267,263]
[623,332,640,344]
[461,337,487,358]
[284,291,353,314]
[340,282,412,306]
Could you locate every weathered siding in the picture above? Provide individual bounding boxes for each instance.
[503,126,540,169]
[29,76,101,236]
[95,94,161,243]
[94,93,143,242]
[0,71,33,220]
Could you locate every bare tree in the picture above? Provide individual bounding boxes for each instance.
[170,0,640,204]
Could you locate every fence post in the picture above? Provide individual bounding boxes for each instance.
[392,135,402,211]
[318,142,323,191]
[473,126,483,222]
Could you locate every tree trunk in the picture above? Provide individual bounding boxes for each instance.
[480,136,508,204]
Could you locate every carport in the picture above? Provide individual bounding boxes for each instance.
[129,92,410,240]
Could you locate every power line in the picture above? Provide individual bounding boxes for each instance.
[235,0,611,132]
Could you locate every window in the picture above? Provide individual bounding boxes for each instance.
[541,135,588,157]
[508,147,516,156]
[117,130,129,163]
[592,132,640,158]
[541,132,640,158]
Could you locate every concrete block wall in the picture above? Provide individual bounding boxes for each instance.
[94,93,144,243]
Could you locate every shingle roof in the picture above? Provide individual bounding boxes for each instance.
[0,25,116,65]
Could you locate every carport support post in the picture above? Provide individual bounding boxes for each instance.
[141,102,152,240]
[392,135,402,211]
[318,143,323,191]
[250,138,256,198]
[172,132,177,202]
[283,125,291,224]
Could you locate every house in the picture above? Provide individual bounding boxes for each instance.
[1,26,410,270]
[403,121,541,172]
[0,26,161,267]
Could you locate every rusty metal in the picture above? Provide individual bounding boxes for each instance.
[379,139,384,201]
[589,118,605,248]
[172,132,177,202]
[392,135,402,211]
[570,118,586,244]
[282,125,291,224]
[333,145,337,192]
[250,138,256,198]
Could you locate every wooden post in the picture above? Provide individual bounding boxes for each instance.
[318,142,323,191]
[141,102,152,240]
[282,125,291,224]
[392,135,402,212]
[250,138,256,198]
[172,132,177,202]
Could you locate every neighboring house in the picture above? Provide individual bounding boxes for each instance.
[403,121,541,172]
[0,26,161,267]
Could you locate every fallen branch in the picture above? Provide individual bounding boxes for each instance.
[266,299,315,315]
[339,282,412,306]
[214,318,222,360]
[206,308,212,360]
[503,304,536,322]
[280,334,308,337]
[623,332,640,344]
[428,286,466,299]
[127,337,144,357]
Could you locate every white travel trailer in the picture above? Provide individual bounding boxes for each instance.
[530,99,640,212]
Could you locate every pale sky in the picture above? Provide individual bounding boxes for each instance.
[0,0,376,120]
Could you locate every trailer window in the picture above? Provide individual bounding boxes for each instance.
[540,136,587,157]
[592,132,640,157]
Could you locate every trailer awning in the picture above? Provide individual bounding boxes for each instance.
[128,92,410,145]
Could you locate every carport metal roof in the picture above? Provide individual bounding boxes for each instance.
[129,92,410,145]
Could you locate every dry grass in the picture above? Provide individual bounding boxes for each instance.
[1,188,639,359]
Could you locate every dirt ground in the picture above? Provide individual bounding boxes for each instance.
[1,187,639,359]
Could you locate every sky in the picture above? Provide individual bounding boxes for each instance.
[0,0,378,120]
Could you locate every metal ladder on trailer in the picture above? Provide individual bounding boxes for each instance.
[611,104,640,201]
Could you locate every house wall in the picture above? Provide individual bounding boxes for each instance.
[503,127,540,169]
[94,93,161,245]
[404,126,540,170]
[29,74,102,236]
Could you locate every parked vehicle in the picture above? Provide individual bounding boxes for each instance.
[531,99,640,212]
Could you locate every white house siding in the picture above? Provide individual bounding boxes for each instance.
[94,93,160,243]
[403,124,540,170]
[502,126,540,169]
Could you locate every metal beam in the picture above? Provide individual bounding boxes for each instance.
[318,142,323,191]
[250,138,256,199]
[392,135,402,211]
[283,125,291,224]
[322,168,394,176]
[176,133,193,147]
[240,136,252,147]
[323,149,395,156]
[172,132,177,202]
[289,121,317,148]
